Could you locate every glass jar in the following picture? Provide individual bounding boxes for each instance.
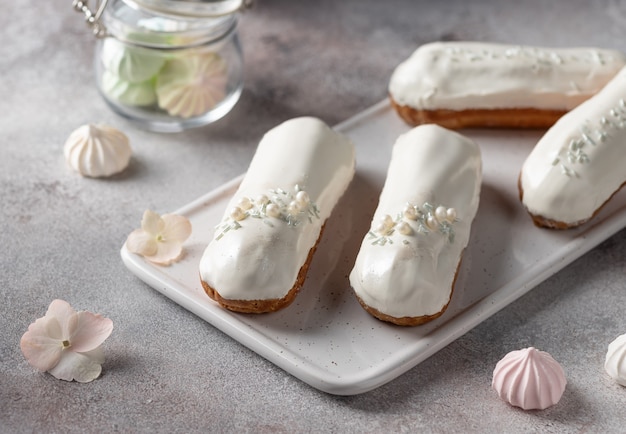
[74,0,247,132]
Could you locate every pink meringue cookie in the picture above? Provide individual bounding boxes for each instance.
[492,347,567,410]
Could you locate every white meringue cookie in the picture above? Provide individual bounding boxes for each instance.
[64,124,132,178]
[156,52,228,118]
[605,334,626,386]
[492,347,566,410]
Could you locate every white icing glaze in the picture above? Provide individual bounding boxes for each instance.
[492,347,567,410]
[156,52,228,118]
[605,334,626,386]
[389,42,626,111]
[199,117,355,301]
[520,65,626,225]
[349,124,481,319]
[64,124,132,178]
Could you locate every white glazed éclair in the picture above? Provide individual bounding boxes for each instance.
[520,65,626,229]
[389,42,626,129]
[349,124,482,326]
[199,117,356,313]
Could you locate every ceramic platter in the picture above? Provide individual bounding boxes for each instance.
[121,100,626,395]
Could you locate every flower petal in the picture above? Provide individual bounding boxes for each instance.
[47,348,104,383]
[47,299,76,319]
[46,299,76,338]
[82,346,105,365]
[161,214,192,243]
[42,315,64,341]
[20,316,63,371]
[141,209,164,235]
[146,239,183,265]
[67,311,114,353]
[126,229,158,256]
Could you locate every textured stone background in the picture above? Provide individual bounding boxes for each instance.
[1,0,626,432]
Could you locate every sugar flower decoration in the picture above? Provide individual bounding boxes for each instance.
[125,209,192,265]
[20,299,113,383]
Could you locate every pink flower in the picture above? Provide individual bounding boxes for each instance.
[20,299,113,383]
[125,209,192,265]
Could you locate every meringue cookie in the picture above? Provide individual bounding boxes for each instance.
[101,71,158,107]
[100,38,165,83]
[64,124,132,178]
[492,347,567,410]
[155,52,228,118]
[605,334,626,386]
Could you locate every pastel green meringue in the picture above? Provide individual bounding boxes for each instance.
[100,38,166,83]
[101,71,158,107]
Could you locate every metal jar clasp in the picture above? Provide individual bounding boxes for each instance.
[72,0,109,38]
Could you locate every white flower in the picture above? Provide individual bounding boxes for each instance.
[125,209,192,265]
[20,299,113,383]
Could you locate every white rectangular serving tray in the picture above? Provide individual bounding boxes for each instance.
[121,100,626,395]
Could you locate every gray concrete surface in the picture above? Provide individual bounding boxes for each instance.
[2,0,626,432]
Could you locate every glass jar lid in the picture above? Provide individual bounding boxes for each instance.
[73,0,249,46]
[102,0,240,47]
[128,0,250,17]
